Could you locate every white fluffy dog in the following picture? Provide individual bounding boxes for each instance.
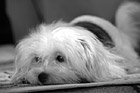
[10,1,140,85]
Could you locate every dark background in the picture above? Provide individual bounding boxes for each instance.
[0,0,14,45]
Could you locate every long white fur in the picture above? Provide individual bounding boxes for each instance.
[11,21,127,84]
[11,1,140,84]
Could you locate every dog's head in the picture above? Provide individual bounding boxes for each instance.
[11,16,126,85]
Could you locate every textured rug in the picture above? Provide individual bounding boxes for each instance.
[0,79,140,93]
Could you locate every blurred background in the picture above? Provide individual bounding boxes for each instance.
[5,0,123,44]
[0,0,123,67]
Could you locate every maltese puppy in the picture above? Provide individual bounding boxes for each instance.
[10,1,140,85]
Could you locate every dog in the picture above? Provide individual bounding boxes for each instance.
[10,1,140,85]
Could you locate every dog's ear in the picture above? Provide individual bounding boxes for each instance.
[116,1,140,56]
[77,33,126,81]
[11,54,31,82]
[11,39,32,83]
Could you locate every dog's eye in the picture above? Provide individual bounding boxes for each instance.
[34,57,42,63]
[56,55,65,63]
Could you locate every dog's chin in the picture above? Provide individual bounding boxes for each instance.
[22,67,91,85]
[15,73,91,85]
[22,75,74,85]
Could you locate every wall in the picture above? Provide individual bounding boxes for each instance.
[6,0,123,42]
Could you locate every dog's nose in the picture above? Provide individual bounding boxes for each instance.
[38,72,48,84]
